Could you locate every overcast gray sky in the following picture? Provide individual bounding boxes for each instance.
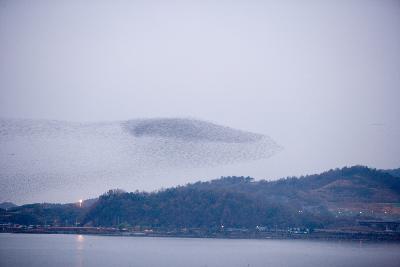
[1,0,400,201]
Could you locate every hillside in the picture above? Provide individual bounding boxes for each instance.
[1,166,399,230]
[385,168,400,178]
[0,202,17,210]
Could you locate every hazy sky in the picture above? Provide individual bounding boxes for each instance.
[1,0,400,201]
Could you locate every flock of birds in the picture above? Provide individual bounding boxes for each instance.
[0,118,281,203]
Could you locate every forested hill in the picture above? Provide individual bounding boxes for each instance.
[2,166,400,230]
[187,166,400,204]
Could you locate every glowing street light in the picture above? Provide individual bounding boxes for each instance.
[79,199,83,207]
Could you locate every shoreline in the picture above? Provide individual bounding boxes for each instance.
[2,227,400,242]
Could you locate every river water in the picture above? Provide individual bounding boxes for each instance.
[1,233,399,267]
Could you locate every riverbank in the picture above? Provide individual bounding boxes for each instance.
[2,226,400,242]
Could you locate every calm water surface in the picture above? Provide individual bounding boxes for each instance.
[1,233,400,267]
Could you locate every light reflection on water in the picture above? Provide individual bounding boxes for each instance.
[76,234,84,247]
[1,233,400,267]
[75,235,84,267]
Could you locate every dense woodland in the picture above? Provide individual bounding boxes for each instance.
[1,166,400,230]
